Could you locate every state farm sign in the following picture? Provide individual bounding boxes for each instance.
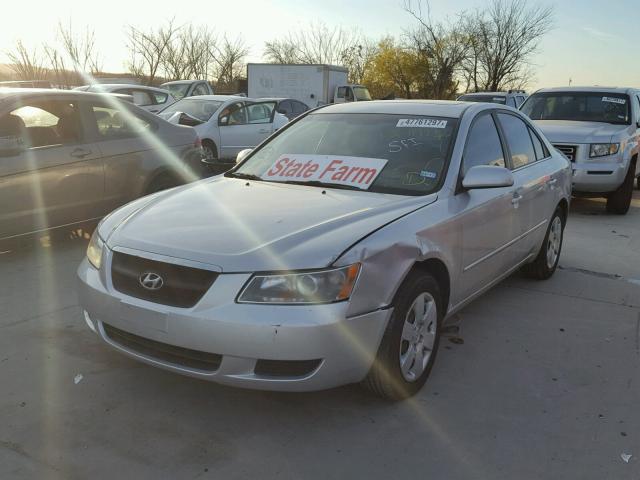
[262,154,388,190]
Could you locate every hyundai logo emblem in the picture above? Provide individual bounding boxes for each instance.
[139,272,164,291]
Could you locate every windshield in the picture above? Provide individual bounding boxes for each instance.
[230,113,457,196]
[353,87,372,101]
[521,92,631,125]
[160,98,223,122]
[458,94,506,105]
[164,83,190,100]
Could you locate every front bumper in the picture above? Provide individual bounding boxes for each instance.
[77,257,391,392]
[572,160,627,193]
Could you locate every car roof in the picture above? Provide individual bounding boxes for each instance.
[161,80,202,86]
[83,84,170,93]
[314,100,471,118]
[460,92,506,96]
[173,94,248,102]
[534,86,639,95]
[0,88,134,103]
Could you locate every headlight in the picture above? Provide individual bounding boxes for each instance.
[86,230,104,269]
[589,143,619,158]
[237,264,361,304]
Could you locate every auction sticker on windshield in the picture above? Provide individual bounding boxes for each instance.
[602,96,626,104]
[263,154,388,190]
[396,118,447,128]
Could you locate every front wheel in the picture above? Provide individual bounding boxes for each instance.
[522,208,564,280]
[606,163,635,214]
[362,271,442,400]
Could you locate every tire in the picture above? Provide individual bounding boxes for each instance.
[522,208,564,280]
[146,174,178,194]
[606,162,635,214]
[362,271,443,400]
[202,140,218,163]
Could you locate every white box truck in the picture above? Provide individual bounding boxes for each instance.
[247,63,371,107]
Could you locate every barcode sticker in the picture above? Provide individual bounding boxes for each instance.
[396,118,447,128]
[602,96,626,104]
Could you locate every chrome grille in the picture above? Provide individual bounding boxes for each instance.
[554,145,576,162]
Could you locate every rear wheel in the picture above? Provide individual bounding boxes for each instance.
[202,140,218,163]
[606,162,635,214]
[362,271,442,400]
[522,208,564,280]
[146,174,178,194]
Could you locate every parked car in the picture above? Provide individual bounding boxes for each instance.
[0,80,54,89]
[73,84,176,113]
[458,90,527,108]
[0,89,204,242]
[521,86,640,214]
[78,100,571,399]
[158,95,288,168]
[160,80,214,100]
[258,97,310,121]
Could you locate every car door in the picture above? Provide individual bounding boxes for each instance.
[495,112,554,260]
[81,100,156,214]
[218,102,276,159]
[0,98,103,240]
[277,100,293,120]
[453,111,521,301]
[292,100,309,119]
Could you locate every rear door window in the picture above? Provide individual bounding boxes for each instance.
[292,101,308,114]
[89,104,153,139]
[463,113,505,174]
[497,113,537,168]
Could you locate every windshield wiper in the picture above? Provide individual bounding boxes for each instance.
[226,172,264,181]
[277,180,363,191]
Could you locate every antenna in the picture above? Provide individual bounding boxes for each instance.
[569,78,572,86]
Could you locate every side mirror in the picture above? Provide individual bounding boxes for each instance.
[219,116,229,126]
[462,165,514,190]
[236,148,252,164]
[178,112,204,127]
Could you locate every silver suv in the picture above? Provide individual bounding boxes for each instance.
[457,90,528,108]
[521,87,640,214]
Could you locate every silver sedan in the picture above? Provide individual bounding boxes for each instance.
[0,89,204,243]
[77,100,571,399]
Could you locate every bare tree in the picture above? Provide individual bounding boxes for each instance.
[264,22,362,66]
[465,0,553,92]
[6,41,48,80]
[162,25,217,81]
[126,19,180,85]
[210,35,248,87]
[58,21,103,75]
[403,0,471,99]
[43,46,76,88]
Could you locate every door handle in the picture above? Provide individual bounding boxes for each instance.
[70,148,92,159]
[547,178,557,186]
[511,192,521,207]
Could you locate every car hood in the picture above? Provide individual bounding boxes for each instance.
[104,177,436,272]
[534,120,628,144]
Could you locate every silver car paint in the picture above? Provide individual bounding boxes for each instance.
[0,90,204,241]
[523,86,640,193]
[78,100,571,391]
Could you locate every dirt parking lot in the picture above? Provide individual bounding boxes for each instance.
[1,193,639,480]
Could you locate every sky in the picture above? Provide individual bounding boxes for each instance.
[2,0,638,91]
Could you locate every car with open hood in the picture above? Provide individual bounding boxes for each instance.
[521,86,640,214]
[77,99,571,399]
